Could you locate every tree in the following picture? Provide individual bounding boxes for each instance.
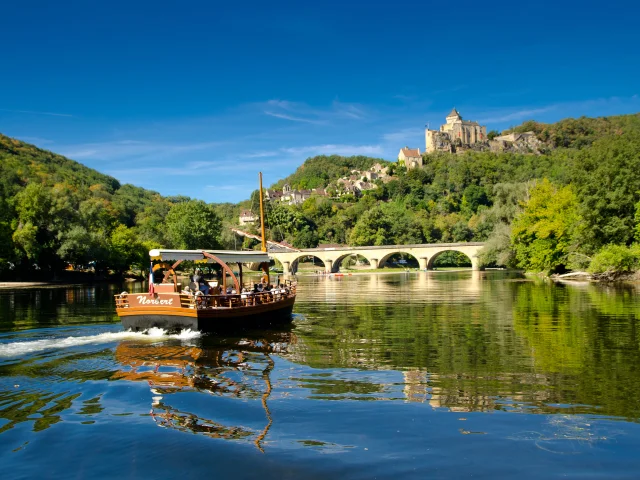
[109,224,147,276]
[511,179,579,273]
[165,200,222,249]
[487,130,500,140]
[572,132,640,252]
[349,206,389,246]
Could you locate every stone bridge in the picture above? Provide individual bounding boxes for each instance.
[269,242,485,274]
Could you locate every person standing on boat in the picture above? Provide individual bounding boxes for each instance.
[193,269,210,295]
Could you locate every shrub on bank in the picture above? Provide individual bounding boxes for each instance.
[588,244,640,274]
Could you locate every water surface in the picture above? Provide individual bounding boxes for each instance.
[1,273,640,479]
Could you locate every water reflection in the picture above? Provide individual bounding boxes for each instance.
[1,273,640,459]
[112,331,295,450]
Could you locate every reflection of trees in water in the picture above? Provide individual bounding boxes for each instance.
[0,348,116,433]
[511,281,640,419]
[0,284,126,330]
[288,278,640,417]
[150,403,254,440]
[0,388,82,434]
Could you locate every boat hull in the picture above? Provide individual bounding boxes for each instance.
[118,296,295,332]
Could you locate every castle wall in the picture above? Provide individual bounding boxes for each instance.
[426,112,487,153]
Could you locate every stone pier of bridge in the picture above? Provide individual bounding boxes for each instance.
[270,242,485,275]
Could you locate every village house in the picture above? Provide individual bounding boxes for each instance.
[398,146,422,169]
[265,184,327,206]
[239,209,258,225]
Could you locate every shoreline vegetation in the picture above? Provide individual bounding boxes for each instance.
[1,113,640,283]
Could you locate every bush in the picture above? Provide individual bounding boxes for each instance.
[588,244,640,274]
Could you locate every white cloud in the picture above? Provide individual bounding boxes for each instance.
[16,136,55,145]
[478,107,555,124]
[0,108,74,117]
[58,139,224,161]
[263,111,324,124]
[282,144,384,157]
[260,98,369,125]
[382,127,424,144]
[477,95,640,125]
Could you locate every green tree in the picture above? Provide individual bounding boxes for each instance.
[349,206,389,246]
[109,224,147,275]
[165,200,222,249]
[511,179,579,273]
[588,244,640,274]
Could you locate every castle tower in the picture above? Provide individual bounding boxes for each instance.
[426,108,487,153]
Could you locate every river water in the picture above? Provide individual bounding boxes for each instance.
[1,272,640,479]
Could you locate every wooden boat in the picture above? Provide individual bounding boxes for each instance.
[115,173,297,332]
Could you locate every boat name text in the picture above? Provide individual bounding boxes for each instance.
[136,295,174,306]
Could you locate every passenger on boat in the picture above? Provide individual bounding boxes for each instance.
[192,270,201,283]
[192,269,210,295]
[152,268,165,284]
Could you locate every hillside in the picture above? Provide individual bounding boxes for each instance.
[254,112,640,274]
[270,154,389,190]
[2,111,640,279]
[504,113,640,149]
[0,134,229,279]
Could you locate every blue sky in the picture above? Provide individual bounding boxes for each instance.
[1,0,638,203]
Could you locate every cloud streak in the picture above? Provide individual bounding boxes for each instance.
[58,139,225,162]
[282,143,384,157]
[478,107,555,124]
[261,98,369,125]
[263,111,324,124]
[0,108,73,117]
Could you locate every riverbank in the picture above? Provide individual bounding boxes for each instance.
[549,270,640,283]
[0,281,97,289]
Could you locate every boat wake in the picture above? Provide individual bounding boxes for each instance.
[0,328,202,358]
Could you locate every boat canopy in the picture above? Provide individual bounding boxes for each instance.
[149,249,270,264]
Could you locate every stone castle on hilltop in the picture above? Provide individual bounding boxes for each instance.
[425,108,487,153]
[398,107,541,168]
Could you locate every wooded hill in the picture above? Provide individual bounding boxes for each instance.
[0,134,226,279]
[1,112,639,279]
[247,113,640,274]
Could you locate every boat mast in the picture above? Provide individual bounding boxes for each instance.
[259,172,267,253]
[259,172,270,285]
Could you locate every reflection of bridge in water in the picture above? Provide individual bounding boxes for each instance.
[268,242,485,274]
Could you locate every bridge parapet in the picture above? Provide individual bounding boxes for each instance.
[269,242,485,274]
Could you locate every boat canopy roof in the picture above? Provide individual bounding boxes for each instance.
[149,249,270,264]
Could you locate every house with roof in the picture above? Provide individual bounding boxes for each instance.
[239,210,258,225]
[398,146,423,170]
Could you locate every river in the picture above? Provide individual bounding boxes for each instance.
[1,272,640,479]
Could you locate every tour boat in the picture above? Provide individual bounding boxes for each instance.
[115,173,296,332]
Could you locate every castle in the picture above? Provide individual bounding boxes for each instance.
[425,108,487,153]
[398,108,540,168]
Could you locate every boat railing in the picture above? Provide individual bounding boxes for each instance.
[191,286,296,309]
[115,294,130,308]
[114,285,296,310]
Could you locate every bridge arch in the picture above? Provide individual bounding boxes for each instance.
[332,253,372,273]
[377,251,421,269]
[290,254,325,274]
[426,249,473,270]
